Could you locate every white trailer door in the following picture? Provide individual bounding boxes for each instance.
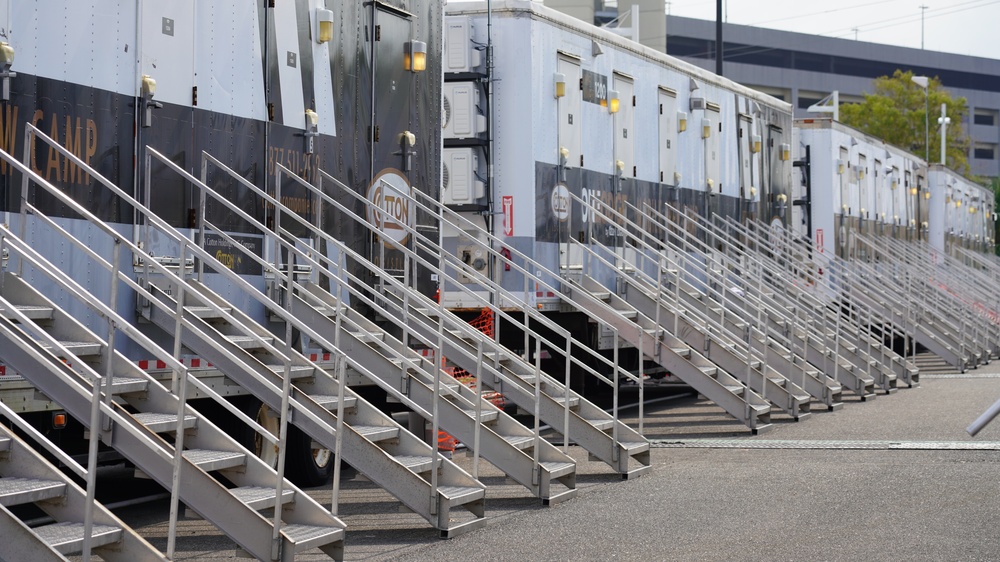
[557,54,582,168]
[658,87,677,187]
[614,73,634,178]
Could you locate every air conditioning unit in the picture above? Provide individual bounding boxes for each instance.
[444,17,482,73]
[443,82,486,139]
[442,148,485,206]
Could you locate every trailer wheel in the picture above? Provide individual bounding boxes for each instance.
[210,398,333,487]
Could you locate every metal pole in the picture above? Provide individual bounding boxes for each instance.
[715,0,723,76]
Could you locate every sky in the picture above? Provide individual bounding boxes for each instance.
[665,0,1000,60]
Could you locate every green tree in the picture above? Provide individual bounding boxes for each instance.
[840,70,970,175]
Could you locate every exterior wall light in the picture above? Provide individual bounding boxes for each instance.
[677,111,688,132]
[315,8,334,44]
[554,73,566,99]
[140,74,162,128]
[609,90,620,114]
[404,40,427,72]
[0,42,14,101]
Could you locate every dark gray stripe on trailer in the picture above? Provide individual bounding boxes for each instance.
[650,439,1000,450]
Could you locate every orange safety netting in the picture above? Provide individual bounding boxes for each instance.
[438,308,503,452]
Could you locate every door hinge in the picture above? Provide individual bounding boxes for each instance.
[268,0,275,7]
[375,25,381,41]
[267,103,275,121]
[580,154,584,167]
[192,86,198,106]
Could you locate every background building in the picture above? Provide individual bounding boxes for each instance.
[663,15,1000,178]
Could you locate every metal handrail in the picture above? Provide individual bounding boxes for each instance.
[16,124,325,557]
[320,168,638,389]
[570,195,774,402]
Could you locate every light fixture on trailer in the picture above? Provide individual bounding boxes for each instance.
[304,109,319,154]
[141,74,162,128]
[0,42,14,101]
[404,40,427,72]
[609,90,620,114]
[315,8,334,43]
[553,72,566,99]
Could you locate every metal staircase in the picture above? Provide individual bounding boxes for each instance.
[572,196,821,418]
[705,213,898,395]
[340,179,771,434]
[736,219,921,387]
[187,154,578,505]
[283,165,651,478]
[2,127,348,561]
[0,403,165,561]
[0,248,345,561]
[134,148,487,537]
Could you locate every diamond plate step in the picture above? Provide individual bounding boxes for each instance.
[353,425,400,442]
[0,477,66,506]
[0,304,54,321]
[132,412,198,433]
[183,449,247,472]
[34,522,122,555]
[283,523,345,553]
[39,340,102,357]
[229,486,295,510]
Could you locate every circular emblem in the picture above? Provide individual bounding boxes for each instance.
[769,215,786,255]
[366,169,413,246]
[551,183,570,222]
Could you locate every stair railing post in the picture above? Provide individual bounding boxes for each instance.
[271,251,296,560]
[563,337,572,451]
[330,250,347,515]
[611,328,620,463]
[197,156,208,282]
[473,338,483,479]
[167,240,188,561]
[531,336,541,487]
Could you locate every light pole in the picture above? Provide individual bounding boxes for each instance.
[912,76,929,162]
[938,103,950,165]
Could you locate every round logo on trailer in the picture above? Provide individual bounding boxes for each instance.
[366,169,413,247]
[769,215,786,255]
[551,183,570,222]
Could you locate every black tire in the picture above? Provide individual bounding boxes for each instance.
[200,396,332,487]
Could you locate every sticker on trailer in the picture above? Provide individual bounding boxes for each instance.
[502,195,514,236]
[815,228,824,252]
[0,365,24,381]
[769,216,785,255]
[551,184,570,222]
[367,169,413,246]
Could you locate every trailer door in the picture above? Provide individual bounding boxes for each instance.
[614,73,634,178]
[658,87,677,188]
[557,54,581,270]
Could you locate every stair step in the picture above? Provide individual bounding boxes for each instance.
[283,523,344,554]
[348,330,385,344]
[551,395,580,408]
[0,477,66,506]
[670,347,691,358]
[539,461,576,479]
[40,340,102,357]
[620,441,651,453]
[309,395,358,411]
[461,409,499,422]
[437,485,484,503]
[0,304,54,321]
[35,522,122,555]
[501,435,535,450]
[225,335,274,349]
[132,412,198,433]
[266,364,316,379]
[185,305,232,318]
[394,454,436,473]
[183,449,247,472]
[229,485,295,510]
[590,291,612,301]
[698,366,718,377]
[723,384,744,395]
[584,418,615,431]
[106,376,149,394]
[353,425,400,442]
